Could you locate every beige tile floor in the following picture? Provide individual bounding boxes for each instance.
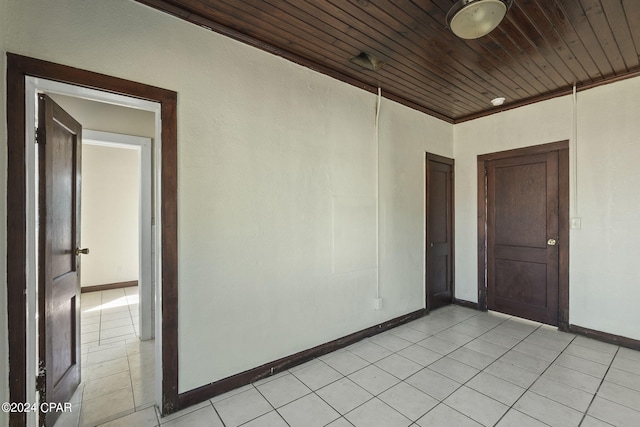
[54,287,156,427]
[62,302,640,426]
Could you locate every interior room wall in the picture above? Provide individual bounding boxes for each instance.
[569,79,640,340]
[78,144,140,287]
[3,0,452,393]
[454,77,640,341]
[379,102,453,315]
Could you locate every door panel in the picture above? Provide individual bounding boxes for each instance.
[494,162,547,247]
[38,94,82,426]
[494,260,547,307]
[426,155,454,311]
[487,151,559,325]
[50,116,76,277]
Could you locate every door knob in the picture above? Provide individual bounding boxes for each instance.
[547,239,557,246]
[76,248,90,255]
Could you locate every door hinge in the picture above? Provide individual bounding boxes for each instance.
[35,127,44,144]
[36,360,46,396]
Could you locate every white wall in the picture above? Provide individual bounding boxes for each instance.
[79,144,140,286]
[570,80,640,340]
[0,0,9,422]
[3,0,451,393]
[454,77,640,340]
[379,102,452,314]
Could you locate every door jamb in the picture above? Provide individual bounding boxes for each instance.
[477,140,569,331]
[425,152,455,312]
[6,53,179,426]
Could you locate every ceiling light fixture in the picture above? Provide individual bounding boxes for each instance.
[446,0,512,40]
[491,97,505,106]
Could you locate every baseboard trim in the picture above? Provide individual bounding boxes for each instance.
[569,324,640,351]
[454,299,480,310]
[176,308,426,411]
[81,280,138,293]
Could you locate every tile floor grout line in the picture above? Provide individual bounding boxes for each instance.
[390,310,518,425]
[592,379,640,411]
[208,400,229,427]
[247,378,294,426]
[73,288,156,427]
[461,323,553,426]
[126,340,135,411]
[552,357,612,380]
[491,325,577,427]
[441,401,496,427]
[438,316,530,415]
[288,332,438,425]
[561,341,619,366]
[307,371,374,423]
[320,381,375,424]
[577,346,620,426]
[73,304,640,427]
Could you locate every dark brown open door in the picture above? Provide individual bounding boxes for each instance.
[426,154,454,311]
[38,94,83,426]
[486,151,559,325]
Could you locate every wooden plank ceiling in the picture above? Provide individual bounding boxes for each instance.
[136,0,640,123]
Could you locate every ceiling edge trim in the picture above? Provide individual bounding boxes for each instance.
[134,0,454,124]
[454,69,640,124]
[135,1,640,126]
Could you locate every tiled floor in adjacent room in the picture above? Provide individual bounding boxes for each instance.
[65,303,640,426]
[54,286,156,427]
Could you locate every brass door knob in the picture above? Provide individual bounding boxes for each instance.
[76,248,90,255]
[547,239,557,246]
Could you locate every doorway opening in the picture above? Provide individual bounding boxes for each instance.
[29,80,158,426]
[79,129,154,341]
[77,130,155,423]
[6,53,179,426]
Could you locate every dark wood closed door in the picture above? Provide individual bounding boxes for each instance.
[426,154,454,311]
[486,151,559,325]
[38,94,83,426]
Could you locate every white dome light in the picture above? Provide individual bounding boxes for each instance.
[447,0,512,40]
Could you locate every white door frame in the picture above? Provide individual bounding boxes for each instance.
[82,130,154,341]
[25,77,163,426]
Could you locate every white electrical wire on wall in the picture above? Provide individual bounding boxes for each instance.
[572,83,579,217]
[375,87,381,300]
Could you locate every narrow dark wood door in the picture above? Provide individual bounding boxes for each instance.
[38,94,83,426]
[486,151,559,325]
[426,154,454,311]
